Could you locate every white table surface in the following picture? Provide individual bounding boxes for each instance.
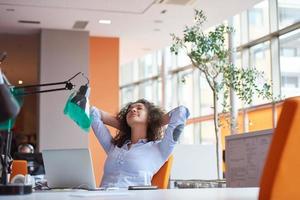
[0,188,259,200]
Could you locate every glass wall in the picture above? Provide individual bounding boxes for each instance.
[278,0,300,29]
[249,41,272,105]
[248,0,269,41]
[120,0,300,145]
[280,29,300,97]
[178,69,195,117]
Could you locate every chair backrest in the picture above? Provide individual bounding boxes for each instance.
[10,160,28,180]
[259,96,300,199]
[152,155,174,189]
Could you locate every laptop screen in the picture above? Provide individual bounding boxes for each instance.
[42,148,96,189]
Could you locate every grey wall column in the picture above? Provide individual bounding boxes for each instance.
[39,29,89,150]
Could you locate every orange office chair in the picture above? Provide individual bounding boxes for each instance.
[10,160,28,181]
[259,96,300,199]
[152,155,174,189]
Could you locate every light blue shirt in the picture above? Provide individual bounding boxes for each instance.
[90,106,190,188]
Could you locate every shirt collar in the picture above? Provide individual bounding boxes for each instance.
[125,139,148,145]
[124,140,131,145]
[138,139,148,144]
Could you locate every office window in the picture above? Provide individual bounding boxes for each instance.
[164,46,177,72]
[138,53,159,80]
[199,75,214,116]
[200,120,215,144]
[120,0,300,145]
[234,52,244,109]
[120,61,139,85]
[138,79,161,105]
[280,48,297,57]
[248,0,269,41]
[278,0,300,29]
[177,49,191,69]
[165,74,178,111]
[178,69,195,117]
[280,29,300,98]
[157,79,162,106]
[179,123,194,144]
[250,41,271,105]
[235,51,242,68]
[233,14,241,47]
[157,50,163,73]
[121,86,138,107]
[139,81,152,102]
[192,70,201,117]
[178,120,217,145]
[282,76,298,88]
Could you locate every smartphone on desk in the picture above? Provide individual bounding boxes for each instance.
[128,185,158,190]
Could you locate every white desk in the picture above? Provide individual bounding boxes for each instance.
[0,188,259,200]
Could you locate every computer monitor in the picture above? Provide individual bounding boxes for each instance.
[225,129,273,187]
[42,148,97,189]
[13,152,45,175]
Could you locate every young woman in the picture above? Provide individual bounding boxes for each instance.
[90,99,189,188]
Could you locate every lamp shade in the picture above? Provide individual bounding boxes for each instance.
[64,84,91,132]
[0,73,20,123]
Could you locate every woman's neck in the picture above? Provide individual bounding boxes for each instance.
[130,125,147,144]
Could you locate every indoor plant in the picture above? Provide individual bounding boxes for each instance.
[170,10,272,179]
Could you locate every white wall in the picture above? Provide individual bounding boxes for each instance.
[39,29,89,150]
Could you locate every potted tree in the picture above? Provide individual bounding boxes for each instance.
[170,10,272,179]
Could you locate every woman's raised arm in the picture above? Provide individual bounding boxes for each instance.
[99,110,120,130]
[158,106,190,159]
[162,112,170,126]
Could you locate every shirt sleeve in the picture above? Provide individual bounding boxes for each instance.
[90,106,113,154]
[158,105,190,160]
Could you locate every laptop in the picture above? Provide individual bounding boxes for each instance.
[42,148,97,189]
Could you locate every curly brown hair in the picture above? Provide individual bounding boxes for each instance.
[112,99,165,147]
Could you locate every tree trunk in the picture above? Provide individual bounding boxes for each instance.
[230,88,238,135]
[212,89,222,179]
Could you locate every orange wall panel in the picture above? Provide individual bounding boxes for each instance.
[248,107,273,132]
[89,37,119,186]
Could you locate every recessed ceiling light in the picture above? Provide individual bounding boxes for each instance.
[154,20,163,23]
[18,80,23,85]
[98,19,111,24]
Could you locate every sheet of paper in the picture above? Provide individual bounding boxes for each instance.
[69,191,133,197]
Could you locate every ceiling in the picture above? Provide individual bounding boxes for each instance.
[0,0,263,65]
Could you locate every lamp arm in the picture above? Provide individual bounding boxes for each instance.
[13,80,70,89]
[10,72,85,96]
[67,72,82,82]
[17,87,70,96]
[12,82,74,96]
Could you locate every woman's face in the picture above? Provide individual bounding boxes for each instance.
[126,103,148,127]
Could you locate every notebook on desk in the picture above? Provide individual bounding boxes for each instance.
[42,148,97,189]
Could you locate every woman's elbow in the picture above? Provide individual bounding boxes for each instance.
[178,105,190,119]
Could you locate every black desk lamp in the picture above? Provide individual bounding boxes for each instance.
[0,52,91,195]
[0,52,19,122]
